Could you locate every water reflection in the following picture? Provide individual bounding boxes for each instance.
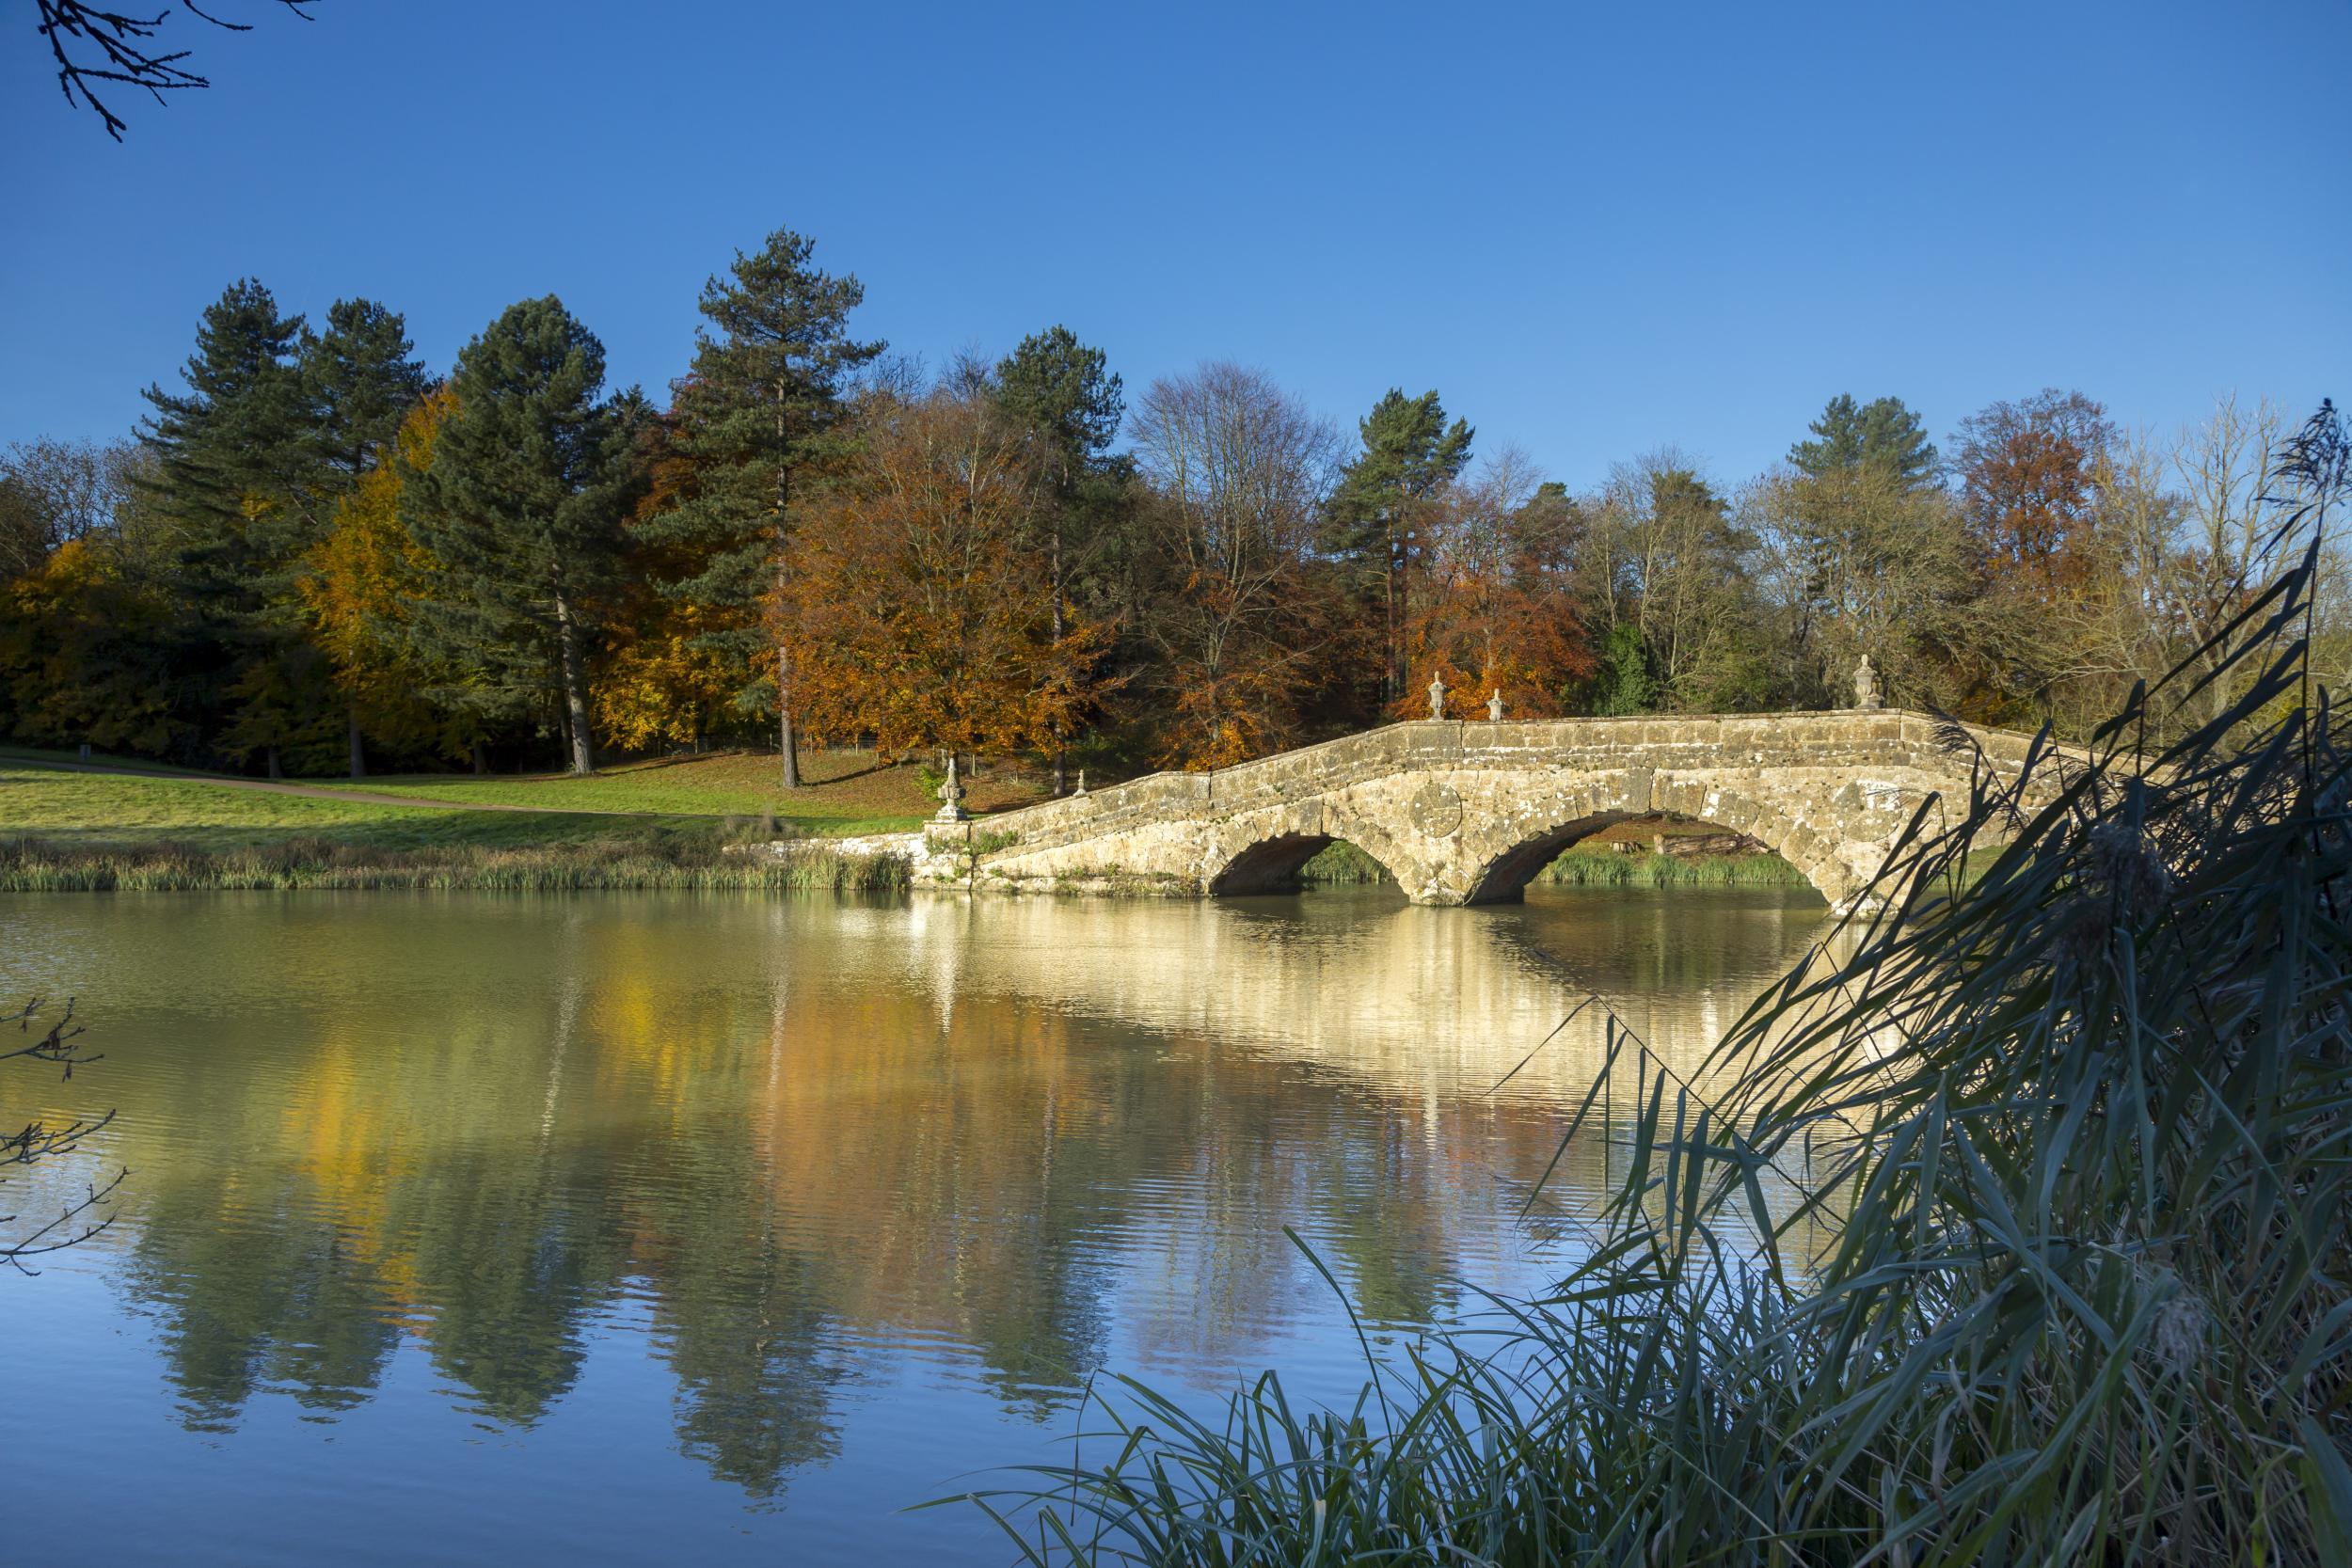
[0,886,1825,1549]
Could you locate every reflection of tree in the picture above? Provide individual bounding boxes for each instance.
[89,891,1822,1494]
[128,1192,399,1430]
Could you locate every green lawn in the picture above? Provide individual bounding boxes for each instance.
[0,766,690,851]
[0,747,1043,852]
[352,747,1037,827]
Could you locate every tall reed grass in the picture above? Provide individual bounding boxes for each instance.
[951,405,2352,1564]
[0,835,909,893]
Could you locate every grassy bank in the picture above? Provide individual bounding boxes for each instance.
[0,833,909,893]
[0,746,1043,849]
[1535,846,1807,886]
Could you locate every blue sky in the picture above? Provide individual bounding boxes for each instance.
[5,0,2345,490]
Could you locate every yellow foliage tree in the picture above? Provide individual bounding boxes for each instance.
[300,387,457,770]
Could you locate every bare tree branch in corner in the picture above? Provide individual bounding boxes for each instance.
[35,1,316,141]
[2,999,123,1274]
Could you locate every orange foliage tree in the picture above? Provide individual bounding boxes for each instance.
[1392,451,1594,719]
[781,388,1113,761]
[1954,389,2114,597]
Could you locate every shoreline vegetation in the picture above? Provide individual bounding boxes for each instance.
[0,834,913,894]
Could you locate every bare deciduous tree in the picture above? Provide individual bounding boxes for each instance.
[1128,362,1342,766]
[35,0,316,141]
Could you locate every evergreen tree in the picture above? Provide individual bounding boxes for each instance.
[403,296,642,775]
[138,277,312,557]
[1326,388,1474,707]
[994,325,1125,793]
[1789,394,1940,489]
[300,299,430,489]
[639,228,882,788]
[138,277,322,773]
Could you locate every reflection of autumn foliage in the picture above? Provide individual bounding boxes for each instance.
[782,389,1113,758]
[1391,456,1594,720]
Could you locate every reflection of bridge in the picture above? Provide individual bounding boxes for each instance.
[922,712,2051,911]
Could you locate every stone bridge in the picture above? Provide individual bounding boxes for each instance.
[914,711,2055,912]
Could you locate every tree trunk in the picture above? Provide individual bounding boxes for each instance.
[774,388,803,791]
[551,579,595,776]
[471,736,489,775]
[345,702,366,780]
[778,645,802,789]
[265,744,282,781]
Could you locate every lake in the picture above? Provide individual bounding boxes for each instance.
[0,885,1827,1564]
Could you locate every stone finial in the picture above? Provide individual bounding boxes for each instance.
[934,753,970,822]
[1486,689,1504,721]
[1073,768,1088,797]
[1427,674,1448,721]
[1852,654,1883,711]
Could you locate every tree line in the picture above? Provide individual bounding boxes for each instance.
[1,226,2339,784]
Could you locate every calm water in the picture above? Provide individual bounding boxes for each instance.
[0,885,1825,1564]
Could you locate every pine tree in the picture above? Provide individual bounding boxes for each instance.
[138,277,320,773]
[1326,389,1474,709]
[1789,394,1940,490]
[301,299,430,490]
[403,297,643,775]
[994,325,1124,793]
[639,228,882,788]
[138,278,312,547]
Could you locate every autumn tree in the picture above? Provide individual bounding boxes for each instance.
[641,229,883,788]
[1130,363,1343,768]
[403,297,644,775]
[1940,389,2118,722]
[300,387,460,774]
[993,325,1126,792]
[596,417,743,755]
[787,388,1110,762]
[0,436,148,579]
[1393,448,1593,718]
[1954,389,2113,595]
[1326,389,1474,712]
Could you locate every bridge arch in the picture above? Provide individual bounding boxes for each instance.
[1203,803,1420,896]
[1458,783,1856,910]
[1207,832,1400,895]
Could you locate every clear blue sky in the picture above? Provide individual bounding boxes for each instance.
[5,0,2345,490]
